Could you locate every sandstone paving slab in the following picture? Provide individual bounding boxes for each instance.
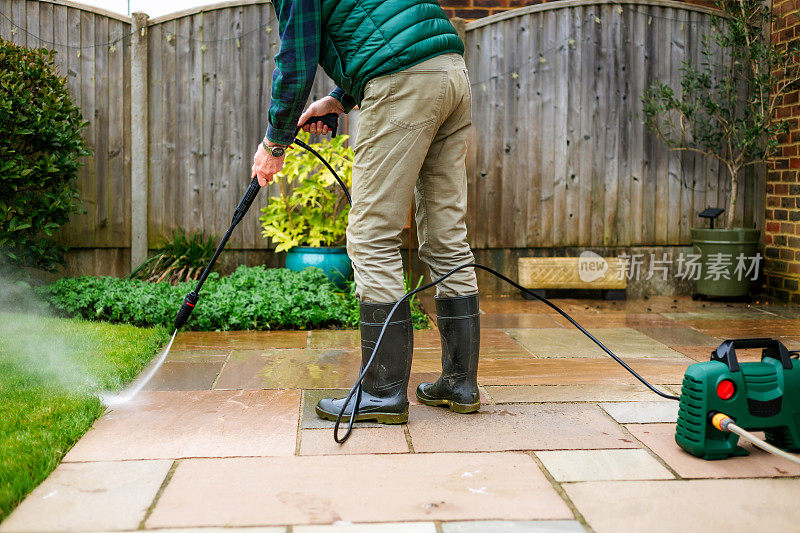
[214,349,361,389]
[479,298,558,314]
[0,460,172,532]
[408,404,639,452]
[122,526,286,533]
[473,358,689,387]
[480,313,564,329]
[536,449,674,481]
[506,328,685,359]
[599,401,679,424]
[300,428,409,455]
[442,521,586,533]
[551,313,677,329]
[564,478,800,533]
[294,522,436,532]
[661,308,776,321]
[484,384,665,403]
[630,326,719,347]
[672,345,763,363]
[680,318,800,337]
[172,330,308,350]
[414,329,530,357]
[166,349,232,362]
[308,330,361,349]
[64,390,300,461]
[627,423,800,478]
[143,361,225,391]
[146,453,572,528]
[779,335,800,349]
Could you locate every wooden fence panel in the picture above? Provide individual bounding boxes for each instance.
[465,0,761,248]
[1,0,765,275]
[0,0,132,249]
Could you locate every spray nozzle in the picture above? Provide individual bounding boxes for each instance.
[174,290,199,331]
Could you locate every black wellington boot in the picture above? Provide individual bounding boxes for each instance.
[416,294,480,413]
[316,300,413,424]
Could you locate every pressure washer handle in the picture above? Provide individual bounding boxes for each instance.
[174,290,199,331]
[233,176,261,223]
[711,338,792,372]
[297,113,339,137]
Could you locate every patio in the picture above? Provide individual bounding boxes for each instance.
[2,295,799,533]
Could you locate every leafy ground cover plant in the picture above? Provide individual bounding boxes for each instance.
[130,228,216,284]
[0,38,88,271]
[0,314,167,520]
[38,266,429,331]
[260,132,352,252]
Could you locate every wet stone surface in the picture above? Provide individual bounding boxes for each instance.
[11,296,800,533]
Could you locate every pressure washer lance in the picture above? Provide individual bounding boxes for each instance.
[172,113,342,332]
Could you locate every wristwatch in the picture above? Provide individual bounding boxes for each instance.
[262,141,286,158]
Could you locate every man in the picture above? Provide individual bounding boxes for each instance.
[252,0,481,424]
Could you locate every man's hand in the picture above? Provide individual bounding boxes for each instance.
[252,142,289,187]
[298,96,344,135]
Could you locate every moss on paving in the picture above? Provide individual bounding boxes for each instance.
[0,313,169,521]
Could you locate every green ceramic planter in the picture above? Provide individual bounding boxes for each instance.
[691,228,761,297]
[285,246,353,288]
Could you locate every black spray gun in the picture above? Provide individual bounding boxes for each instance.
[172,113,342,331]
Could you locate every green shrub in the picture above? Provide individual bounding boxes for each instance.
[37,266,430,331]
[260,132,352,252]
[0,38,88,272]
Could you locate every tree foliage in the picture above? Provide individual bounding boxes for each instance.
[641,0,800,229]
[0,38,88,271]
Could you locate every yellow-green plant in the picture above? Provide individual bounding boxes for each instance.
[260,132,352,252]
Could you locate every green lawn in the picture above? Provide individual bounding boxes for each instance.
[0,313,169,521]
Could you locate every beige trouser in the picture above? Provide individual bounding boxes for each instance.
[347,53,478,303]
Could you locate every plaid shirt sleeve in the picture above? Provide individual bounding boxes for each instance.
[330,87,357,114]
[266,0,322,145]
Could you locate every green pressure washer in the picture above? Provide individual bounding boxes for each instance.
[676,338,800,461]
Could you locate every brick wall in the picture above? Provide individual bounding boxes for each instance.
[767,0,800,303]
[441,0,715,20]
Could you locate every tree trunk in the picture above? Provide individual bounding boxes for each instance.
[725,167,739,230]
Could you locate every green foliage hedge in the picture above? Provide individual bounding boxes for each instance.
[37,266,429,331]
[0,38,88,272]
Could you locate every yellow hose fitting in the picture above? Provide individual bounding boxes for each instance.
[711,412,732,431]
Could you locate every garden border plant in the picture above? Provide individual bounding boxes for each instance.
[0,38,88,273]
[39,265,430,331]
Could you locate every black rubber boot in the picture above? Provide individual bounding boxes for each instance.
[316,300,413,424]
[416,294,480,413]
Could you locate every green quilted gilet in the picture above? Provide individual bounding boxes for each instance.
[320,0,464,105]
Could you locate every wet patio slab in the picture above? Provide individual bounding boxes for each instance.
[9,295,800,533]
[0,460,172,532]
[214,349,361,389]
[484,384,673,403]
[146,453,572,528]
[64,390,300,461]
[564,478,800,533]
[505,328,686,359]
[407,404,639,452]
[627,423,800,478]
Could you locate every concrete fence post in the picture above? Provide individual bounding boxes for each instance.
[451,17,467,62]
[130,12,149,272]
